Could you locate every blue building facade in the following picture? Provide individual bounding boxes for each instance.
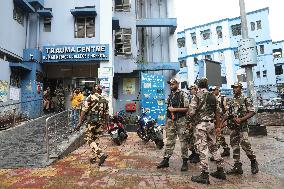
[0,0,179,123]
[0,0,113,119]
[177,7,284,99]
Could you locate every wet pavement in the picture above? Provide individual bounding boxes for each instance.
[0,126,284,188]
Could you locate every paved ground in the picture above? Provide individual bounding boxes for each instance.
[0,126,283,188]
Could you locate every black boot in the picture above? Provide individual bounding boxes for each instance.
[227,162,243,175]
[157,157,169,169]
[188,150,196,161]
[181,158,188,172]
[251,159,259,174]
[98,154,108,166]
[191,171,210,184]
[210,167,226,180]
[221,147,230,157]
[190,153,200,163]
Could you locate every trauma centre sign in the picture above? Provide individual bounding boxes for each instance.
[42,44,109,63]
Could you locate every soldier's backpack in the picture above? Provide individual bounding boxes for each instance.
[196,91,217,117]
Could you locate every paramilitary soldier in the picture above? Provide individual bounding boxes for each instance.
[187,84,200,163]
[157,78,190,171]
[188,78,226,184]
[226,82,259,175]
[75,84,109,166]
[211,86,230,158]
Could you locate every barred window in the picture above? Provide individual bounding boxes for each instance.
[13,6,24,25]
[177,37,185,48]
[200,29,211,40]
[115,0,131,12]
[179,60,186,68]
[260,45,264,54]
[250,22,255,31]
[231,24,241,36]
[256,20,262,30]
[44,18,51,32]
[263,70,267,77]
[216,26,223,39]
[234,50,239,59]
[275,65,283,75]
[191,32,196,44]
[256,71,260,78]
[74,17,95,38]
[115,28,132,55]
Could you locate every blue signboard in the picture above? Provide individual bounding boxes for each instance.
[42,44,109,63]
[140,73,166,126]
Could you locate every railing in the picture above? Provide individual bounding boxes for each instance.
[0,102,30,130]
[45,109,81,162]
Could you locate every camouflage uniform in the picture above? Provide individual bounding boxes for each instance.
[227,95,256,162]
[164,89,190,159]
[189,88,223,172]
[82,93,108,161]
[216,94,229,149]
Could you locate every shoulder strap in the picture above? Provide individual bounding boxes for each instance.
[195,92,208,115]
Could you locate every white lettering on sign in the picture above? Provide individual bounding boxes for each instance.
[43,45,109,62]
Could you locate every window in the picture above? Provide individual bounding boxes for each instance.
[115,0,130,12]
[275,65,283,75]
[43,18,51,32]
[273,48,282,58]
[216,26,223,39]
[115,28,132,55]
[0,52,5,60]
[256,20,262,30]
[179,60,186,68]
[234,50,239,59]
[231,24,241,36]
[177,37,185,48]
[13,6,24,25]
[205,54,212,60]
[260,45,264,54]
[191,32,196,44]
[200,29,211,40]
[256,71,260,78]
[10,69,21,88]
[194,57,198,64]
[263,70,267,77]
[74,17,95,38]
[250,22,255,31]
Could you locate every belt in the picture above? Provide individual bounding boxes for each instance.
[202,120,214,123]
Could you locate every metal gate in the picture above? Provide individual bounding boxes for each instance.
[140,73,166,126]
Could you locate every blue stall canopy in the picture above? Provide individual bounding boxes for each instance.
[136,62,180,72]
[70,6,97,16]
[9,62,32,71]
[14,0,35,13]
[37,8,52,18]
[136,18,177,34]
[26,0,44,9]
